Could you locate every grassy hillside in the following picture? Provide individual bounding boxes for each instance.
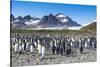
[80,22,96,32]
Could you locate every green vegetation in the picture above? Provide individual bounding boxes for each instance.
[11,22,96,34]
[12,29,77,33]
[11,29,95,34]
[80,22,96,32]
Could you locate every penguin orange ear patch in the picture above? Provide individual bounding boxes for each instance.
[10,0,97,67]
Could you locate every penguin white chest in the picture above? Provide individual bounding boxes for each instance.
[40,46,45,60]
[42,46,45,56]
[71,42,73,46]
[22,43,24,50]
[14,43,18,52]
[30,45,34,52]
[19,45,22,52]
[85,41,88,47]
[26,42,29,49]
[34,42,37,47]
[38,44,41,54]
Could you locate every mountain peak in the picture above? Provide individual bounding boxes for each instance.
[56,13,64,15]
[56,13,66,18]
[49,13,54,16]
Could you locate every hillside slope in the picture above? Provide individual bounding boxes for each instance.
[80,22,96,32]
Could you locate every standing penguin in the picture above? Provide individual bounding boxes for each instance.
[18,44,22,55]
[52,39,56,55]
[56,39,60,54]
[84,38,88,48]
[26,41,30,51]
[87,38,90,48]
[23,39,26,52]
[34,39,37,48]
[66,41,71,57]
[21,42,25,53]
[49,39,53,50]
[31,37,36,48]
[62,39,65,52]
[14,43,19,53]
[37,39,45,61]
[37,39,41,56]
[40,43,45,61]
[80,45,83,54]
[30,44,34,53]
[90,37,96,48]
[60,40,64,55]
[94,38,96,48]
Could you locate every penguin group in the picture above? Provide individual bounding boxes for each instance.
[11,33,96,61]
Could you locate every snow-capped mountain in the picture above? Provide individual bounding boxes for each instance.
[11,13,81,29]
[38,13,81,27]
[24,15,40,26]
[11,14,40,28]
[56,13,69,23]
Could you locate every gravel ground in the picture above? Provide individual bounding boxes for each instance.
[11,48,96,67]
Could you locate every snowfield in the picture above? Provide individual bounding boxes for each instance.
[21,26,82,30]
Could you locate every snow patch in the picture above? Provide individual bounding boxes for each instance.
[56,14,66,18]
[61,18,69,22]
[25,19,40,25]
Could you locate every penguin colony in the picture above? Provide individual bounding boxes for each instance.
[11,33,96,61]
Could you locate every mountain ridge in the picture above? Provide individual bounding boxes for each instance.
[11,13,82,28]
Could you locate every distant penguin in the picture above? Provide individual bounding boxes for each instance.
[84,41,88,48]
[62,40,65,52]
[34,41,37,48]
[80,45,83,53]
[26,42,30,50]
[22,42,25,53]
[90,37,96,48]
[37,40,41,55]
[40,44,45,61]
[50,40,53,50]
[56,40,60,54]
[60,40,64,55]
[24,41,26,52]
[18,44,22,55]
[14,43,19,53]
[66,47,71,57]
[87,38,90,48]
[19,39,22,44]
[66,42,71,57]
[37,39,45,61]
[71,38,74,47]
[79,39,82,48]
[52,39,56,55]
[31,38,35,48]
[70,41,73,47]
[30,44,34,53]
[94,38,96,48]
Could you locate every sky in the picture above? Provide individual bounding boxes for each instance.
[11,0,96,25]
